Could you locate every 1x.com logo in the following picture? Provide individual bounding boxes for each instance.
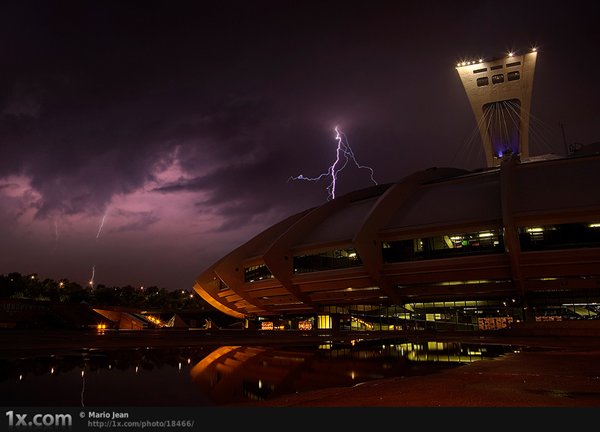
[5,411,73,428]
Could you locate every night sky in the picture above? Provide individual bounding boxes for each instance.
[1,0,599,291]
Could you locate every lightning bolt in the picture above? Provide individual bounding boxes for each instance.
[289,126,377,200]
[89,265,95,288]
[88,211,108,288]
[96,212,108,240]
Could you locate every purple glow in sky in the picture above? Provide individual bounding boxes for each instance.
[1,0,599,291]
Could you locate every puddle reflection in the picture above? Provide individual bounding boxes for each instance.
[0,339,514,406]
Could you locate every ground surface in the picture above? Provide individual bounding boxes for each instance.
[234,346,600,407]
[2,326,600,408]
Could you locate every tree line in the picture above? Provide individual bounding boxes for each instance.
[0,272,209,311]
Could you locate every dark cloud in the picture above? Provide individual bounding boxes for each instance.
[114,210,160,233]
[1,0,598,289]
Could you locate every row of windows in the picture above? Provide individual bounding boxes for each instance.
[239,222,599,282]
[476,71,520,87]
[383,229,504,263]
[519,223,600,251]
[293,248,362,274]
[473,61,521,74]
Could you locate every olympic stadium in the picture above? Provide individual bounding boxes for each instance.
[193,49,600,332]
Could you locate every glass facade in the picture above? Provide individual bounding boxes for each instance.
[293,248,362,274]
[519,222,600,251]
[526,288,600,321]
[236,224,600,332]
[382,229,504,263]
[315,299,523,332]
[244,264,274,283]
[249,287,600,331]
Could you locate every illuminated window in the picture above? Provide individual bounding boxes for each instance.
[244,264,274,283]
[317,315,333,329]
[298,320,313,330]
[261,321,274,330]
[492,74,504,84]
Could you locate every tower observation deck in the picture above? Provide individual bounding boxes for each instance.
[456,49,538,167]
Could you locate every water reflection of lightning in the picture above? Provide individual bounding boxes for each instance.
[288,126,377,200]
[81,369,85,407]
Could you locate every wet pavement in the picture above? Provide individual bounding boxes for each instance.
[233,345,600,407]
[231,325,600,407]
[2,325,600,407]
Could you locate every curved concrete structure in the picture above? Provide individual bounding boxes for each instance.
[456,49,538,167]
[194,153,600,327]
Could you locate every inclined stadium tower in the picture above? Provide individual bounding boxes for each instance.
[193,49,600,331]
